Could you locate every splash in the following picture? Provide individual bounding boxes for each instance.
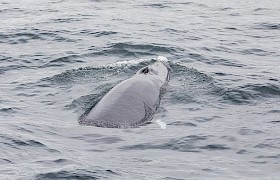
[157,119,167,129]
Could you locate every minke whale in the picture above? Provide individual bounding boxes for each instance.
[79,56,170,128]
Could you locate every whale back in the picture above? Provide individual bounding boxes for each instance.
[79,60,170,128]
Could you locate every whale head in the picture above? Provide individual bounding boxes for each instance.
[137,56,170,83]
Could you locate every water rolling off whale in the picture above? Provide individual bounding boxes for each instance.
[79,56,170,128]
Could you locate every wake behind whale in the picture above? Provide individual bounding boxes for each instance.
[79,56,170,128]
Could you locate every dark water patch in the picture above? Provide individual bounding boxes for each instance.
[47,148,61,153]
[217,7,233,11]
[85,136,123,144]
[168,121,197,127]
[223,83,280,103]
[35,168,119,180]
[0,158,13,164]
[254,143,279,149]
[241,48,273,56]
[220,136,237,142]
[251,84,280,97]
[121,135,210,152]
[200,144,230,150]
[163,28,189,34]
[194,116,221,123]
[201,168,213,172]
[270,120,280,124]
[0,134,46,149]
[142,3,170,9]
[239,128,263,135]
[0,7,24,14]
[80,29,117,37]
[0,64,30,73]
[269,78,278,82]
[164,178,185,180]
[51,17,81,23]
[0,32,42,44]
[35,158,73,165]
[220,88,255,105]
[250,161,267,164]
[71,133,103,140]
[254,8,268,11]
[237,149,249,154]
[214,72,227,76]
[256,154,280,159]
[16,126,34,133]
[229,13,240,16]
[224,27,239,31]
[254,23,280,30]
[0,107,19,114]
[165,2,194,6]
[16,93,37,97]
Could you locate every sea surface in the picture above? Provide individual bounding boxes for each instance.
[1,0,280,179]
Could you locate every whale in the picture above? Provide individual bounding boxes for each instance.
[78,56,170,128]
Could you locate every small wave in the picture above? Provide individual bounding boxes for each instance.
[252,84,280,96]
[51,17,81,23]
[79,30,117,37]
[241,48,273,56]
[222,83,280,104]
[92,43,179,58]
[121,135,230,152]
[254,23,280,30]
[239,128,263,135]
[0,107,20,115]
[221,88,254,104]
[40,55,83,68]
[0,32,41,44]
[0,134,46,149]
[35,168,119,180]
[188,53,245,67]
[0,158,13,164]
[168,121,197,127]
[142,3,170,9]
[0,29,75,44]
[254,8,268,11]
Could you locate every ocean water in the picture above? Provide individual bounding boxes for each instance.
[0,0,280,179]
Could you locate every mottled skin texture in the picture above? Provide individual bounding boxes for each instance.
[79,60,170,128]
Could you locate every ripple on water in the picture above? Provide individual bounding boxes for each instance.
[254,23,280,30]
[79,29,118,37]
[40,54,83,68]
[121,135,230,152]
[35,169,119,180]
[0,134,46,148]
[91,43,181,58]
[0,28,75,44]
[0,107,19,115]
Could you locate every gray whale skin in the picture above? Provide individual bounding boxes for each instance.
[79,57,170,128]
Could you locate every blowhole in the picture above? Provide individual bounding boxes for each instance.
[141,67,149,74]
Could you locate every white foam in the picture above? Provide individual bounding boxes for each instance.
[156,56,168,62]
[157,119,167,129]
[107,58,147,68]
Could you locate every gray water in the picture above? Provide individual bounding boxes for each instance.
[1,0,280,179]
